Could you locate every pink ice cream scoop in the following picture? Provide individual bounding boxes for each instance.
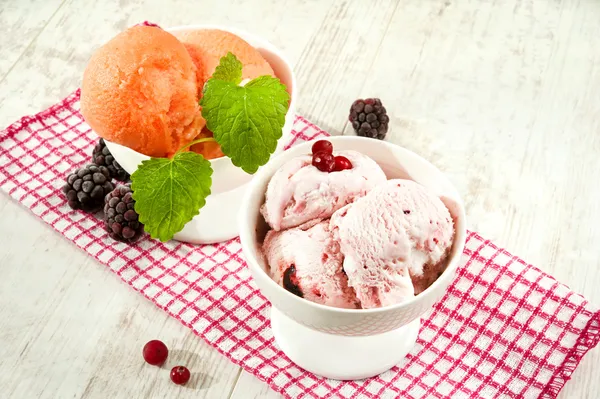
[262,220,359,309]
[260,150,386,231]
[330,179,455,309]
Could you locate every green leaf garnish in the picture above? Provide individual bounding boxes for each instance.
[131,151,212,242]
[130,53,289,242]
[211,52,242,84]
[200,54,290,174]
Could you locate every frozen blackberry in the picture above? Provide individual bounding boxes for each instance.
[349,98,389,140]
[92,138,130,181]
[104,184,144,243]
[62,164,114,212]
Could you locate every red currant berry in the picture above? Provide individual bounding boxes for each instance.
[312,151,335,172]
[311,140,333,155]
[170,365,191,385]
[333,156,353,172]
[142,340,168,366]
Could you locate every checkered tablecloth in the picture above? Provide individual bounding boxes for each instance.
[1,89,598,399]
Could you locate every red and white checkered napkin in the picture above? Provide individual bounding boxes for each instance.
[1,90,599,399]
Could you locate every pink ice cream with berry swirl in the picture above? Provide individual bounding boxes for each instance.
[260,150,386,231]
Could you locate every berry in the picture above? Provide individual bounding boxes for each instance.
[349,98,389,140]
[283,264,303,297]
[312,151,335,172]
[333,156,353,171]
[62,164,114,212]
[142,340,168,366]
[104,184,144,243]
[92,138,130,181]
[311,140,333,155]
[170,366,191,385]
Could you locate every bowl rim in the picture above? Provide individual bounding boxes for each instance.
[239,135,468,315]
[105,23,297,167]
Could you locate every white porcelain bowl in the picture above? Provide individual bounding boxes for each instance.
[104,24,297,244]
[239,136,467,337]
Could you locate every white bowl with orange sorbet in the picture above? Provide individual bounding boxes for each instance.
[82,24,296,244]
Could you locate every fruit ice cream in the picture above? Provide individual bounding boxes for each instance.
[173,29,275,89]
[260,150,386,231]
[81,26,204,158]
[81,26,279,160]
[263,221,359,309]
[260,141,455,309]
[330,179,454,308]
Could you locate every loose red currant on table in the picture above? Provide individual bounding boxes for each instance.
[142,340,168,366]
[311,139,333,155]
[170,365,191,385]
[333,156,352,171]
[312,151,335,172]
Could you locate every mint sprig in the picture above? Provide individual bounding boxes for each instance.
[131,149,212,242]
[201,53,290,174]
[131,53,289,242]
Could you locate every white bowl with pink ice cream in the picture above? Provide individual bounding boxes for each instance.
[239,136,467,380]
[104,24,297,244]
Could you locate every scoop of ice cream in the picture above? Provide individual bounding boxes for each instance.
[263,220,359,309]
[330,179,454,308]
[81,26,204,158]
[261,150,387,231]
[173,29,275,89]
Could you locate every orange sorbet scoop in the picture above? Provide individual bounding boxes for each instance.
[81,26,205,158]
[174,29,275,89]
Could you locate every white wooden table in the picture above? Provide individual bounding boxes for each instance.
[1,1,598,398]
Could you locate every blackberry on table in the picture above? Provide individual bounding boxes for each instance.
[349,98,389,140]
[92,138,130,181]
[62,164,114,212]
[104,184,144,243]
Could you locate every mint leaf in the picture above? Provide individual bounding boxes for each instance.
[211,52,242,84]
[201,74,290,174]
[131,152,212,242]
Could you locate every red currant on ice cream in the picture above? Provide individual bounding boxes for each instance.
[170,366,191,385]
[311,140,333,155]
[142,340,168,366]
[333,156,353,171]
[312,151,335,172]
